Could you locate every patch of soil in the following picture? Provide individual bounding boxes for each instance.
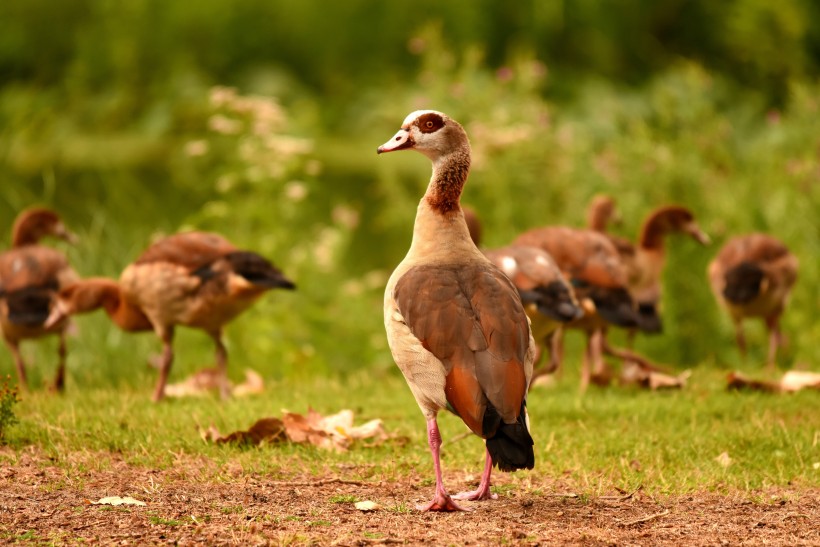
[1,448,818,546]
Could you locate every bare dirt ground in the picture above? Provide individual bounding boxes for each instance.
[1,448,818,546]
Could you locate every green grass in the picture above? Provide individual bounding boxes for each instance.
[3,363,817,495]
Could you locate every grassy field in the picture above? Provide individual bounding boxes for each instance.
[4,359,818,497]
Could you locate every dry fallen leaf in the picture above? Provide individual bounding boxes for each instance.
[715,452,732,468]
[354,500,380,511]
[621,362,690,390]
[92,496,147,507]
[205,418,286,446]
[727,370,820,393]
[166,368,265,398]
[202,409,387,451]
[780,371,820,392]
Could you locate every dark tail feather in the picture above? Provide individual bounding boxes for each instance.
[6,287,54,327]
[723,262,764,304]
[588,286,639,328]
[483,404,534,472]
[519,281,582,323]
[226,252,296,290]
[636,302,663,334]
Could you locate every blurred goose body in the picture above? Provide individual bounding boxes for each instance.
[514,226,639,389]
[50,231,294,401]
[0,208,78,391]
[708,233,798,369]
[379,110,535,512]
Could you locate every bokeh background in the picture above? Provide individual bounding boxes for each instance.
[1,0,819,389]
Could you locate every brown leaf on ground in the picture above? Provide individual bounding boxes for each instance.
[205,418,286,446]
[165,368,265,398]
[727,370,820,393]
[202,409,387,451]
[91,496,147,507]
[621,362,690,390]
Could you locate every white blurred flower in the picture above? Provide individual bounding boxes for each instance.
[210,86,238,107]
[184,140,209,157]
[332,205,359,230]
[209,114,242,135]
[284,181,308,202]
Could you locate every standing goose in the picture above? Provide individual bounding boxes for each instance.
[47,231,295,401]
[514,226,639,389]
[708,234,798,369]
[0,208,78,391]
[378,111,535,512]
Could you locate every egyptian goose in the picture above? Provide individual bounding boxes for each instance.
[614,205,710,334]
[462,207,582,375]
[48,231,294,401]
[0,208,78,391]
[708,234,798,369]
[378,111,535,512]
[514,226,639,389]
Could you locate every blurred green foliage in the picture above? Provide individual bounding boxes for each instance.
[0,1,818,390]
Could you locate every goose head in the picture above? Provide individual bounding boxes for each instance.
[12,208,78,247]
[377,110,469,163]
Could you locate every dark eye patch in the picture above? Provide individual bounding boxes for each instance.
[416,112,445,133]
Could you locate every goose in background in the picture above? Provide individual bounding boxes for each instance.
[48,231,295,401]
[514,225,640,390]
[0,208,78,391]
[708,233,798,370]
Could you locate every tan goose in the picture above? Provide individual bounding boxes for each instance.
[0,208,78,391]
[378,111,535,512]
[708,234,798,369]
[48,231,295,401]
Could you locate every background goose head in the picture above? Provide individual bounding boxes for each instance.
[12,208,78,247]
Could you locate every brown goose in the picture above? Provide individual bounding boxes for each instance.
[514,226,640,389]
[616,205,710,335]
[48,231,295,401]
[708,234,798,369]
[462,207,581,376]
[0,208,78,391]
[378,111,535,512]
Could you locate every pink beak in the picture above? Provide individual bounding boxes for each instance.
[377,129,414,154]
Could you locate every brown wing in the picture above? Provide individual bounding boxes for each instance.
[514,226,628,288]
[714,234,792,270]
[394,263,530,437]
[135,232,237,271]
[0,246,77,328]
[0,246,74,293]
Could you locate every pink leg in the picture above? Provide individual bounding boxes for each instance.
[765,317,781,371]
[580,333,592,393]
[50,332,67,393]
[453,448,497,501]
[152,327,174,403]
[549,328,564,375]
[416,417,469,512]
[211,330,231,400]
[734,322,747,358]
[6,339,28,392]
